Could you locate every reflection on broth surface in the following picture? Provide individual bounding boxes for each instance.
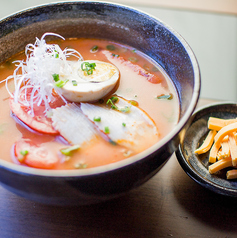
[0,34,179,170]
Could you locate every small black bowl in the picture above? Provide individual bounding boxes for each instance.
[176,102,237,197]
[0,1,200,205]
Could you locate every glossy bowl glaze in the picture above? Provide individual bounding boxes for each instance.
[0,1,200,205]
[176,102,237,197]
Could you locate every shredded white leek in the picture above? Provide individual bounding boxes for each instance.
[5,32,84,116]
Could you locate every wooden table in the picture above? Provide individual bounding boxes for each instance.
[1,98,237,238]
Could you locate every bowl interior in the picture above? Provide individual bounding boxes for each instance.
[0,1,199,116]
[0,1,200,175]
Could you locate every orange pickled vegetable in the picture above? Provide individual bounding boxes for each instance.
[195,130,217,154]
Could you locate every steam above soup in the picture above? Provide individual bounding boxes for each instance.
[0,33,179,169]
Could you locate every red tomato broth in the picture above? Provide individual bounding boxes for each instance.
[0,38,180,170]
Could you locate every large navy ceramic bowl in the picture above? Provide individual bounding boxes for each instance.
[0,1,200,205]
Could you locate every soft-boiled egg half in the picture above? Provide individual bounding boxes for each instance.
[58,60,120,102]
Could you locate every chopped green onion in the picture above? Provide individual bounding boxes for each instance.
[81,62,96,75]
[152,66,159,72]
[128,57,138,62]
[129,100,138,106]
[112,53,119,57]
[107,96,131,113]
[122,123,126,127]
[54,50,59,58]
[131,49,136,53]
[60,145,80,156]
[156,93,173,100]
[123,150,132,157]
[106,96,119,110]
[52,73,60,82]
[18,149,29,162]
[20,150,29,156]
[106,45,116,51]
[104,126,110,134]
[119,106,131,113]
[74,163,88,169]
[72,80,77,86]
[93,116,101,122]
[90,45,99,52]
[143,64,151,71]
[55,79,69,88]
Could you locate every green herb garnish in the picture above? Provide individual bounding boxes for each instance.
[72,80,77,86]
[106,96,131,113]
[55,79,69,88]
[60,145,80,156]
[74,163,88,169]
[128,57,138,62]
[112,53,119,58]
[90,45,99,52]
[18,150,29,162]
[20,150,29,156]
[106,96,119,110]
[122,123,126,127]
[54,50,59,58]
[156,93,173,100]
[104,126,110,134]
[106,45,116,51]
[129,100,138,106]
[93,116,101,122]
[81,62,96,75]
[119,106,131,113]
[52,73,60,82]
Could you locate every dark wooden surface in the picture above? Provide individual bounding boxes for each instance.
[1,99,237,238]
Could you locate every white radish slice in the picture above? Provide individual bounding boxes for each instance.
[80,97,159,153]
[59,60,119,102]
[51,103,98,146]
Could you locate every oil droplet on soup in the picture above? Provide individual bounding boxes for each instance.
[0,36,179,170]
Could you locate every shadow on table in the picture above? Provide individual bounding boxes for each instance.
[171,166,237,233]
[0,179,167,238]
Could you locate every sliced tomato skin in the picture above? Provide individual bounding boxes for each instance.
[14,139,59,169]
[9,97,59,135]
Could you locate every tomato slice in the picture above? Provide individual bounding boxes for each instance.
[9,92,65,135]
[14,139,59,169]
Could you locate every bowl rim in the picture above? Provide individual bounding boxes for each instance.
[0,1,200,177]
